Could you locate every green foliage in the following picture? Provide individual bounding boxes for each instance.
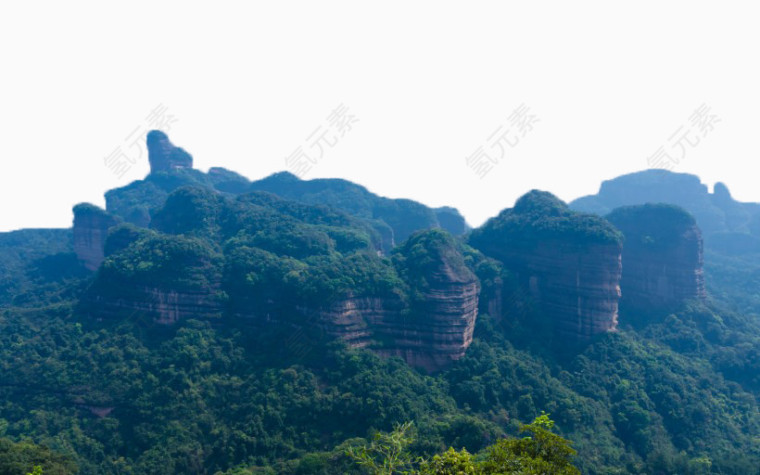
[0,438,77,475]
[150,186,225,239]
[346,415,580,475]
[480,414,579,475]
[417,448,477,475]
[249,172,453,244]
[0,229,78,307]
[7,168,760,475]
[606,203,697,250]
[94,234,221,291]
[470,190,623,257]
[346,422,416,474]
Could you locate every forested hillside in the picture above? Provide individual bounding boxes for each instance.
[2,133,760,474]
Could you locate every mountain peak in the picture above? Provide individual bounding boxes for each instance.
[146,130,193,173]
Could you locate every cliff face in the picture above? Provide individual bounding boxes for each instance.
[297,282,478,373]
[89,286,224,324]
[374,265,479,372]
[519,241,622,342]
[84,233,224,324]
[290,230,479,372]
[147,130,193,173]
[386,229,480,371]
[607,204,706,309]
[73,204,119,271]
[469,190,623,346]
[90,186,479,371]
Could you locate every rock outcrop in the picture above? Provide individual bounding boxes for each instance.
[607,204,706,309]
[569,169,760,255]
[374,274,479,372]
[289,230,479,372]
[470,191,623,346]
[83,233,224,324]
[73,204,119,271]
[381,229,479,371]
[147,130,193,173]
[90,286,224,324]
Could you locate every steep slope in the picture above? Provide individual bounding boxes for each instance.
[72,203,120,271]
[470,190,623,346]
[607,204,706,310]
[383,229,480,371]
[88,185,479,371]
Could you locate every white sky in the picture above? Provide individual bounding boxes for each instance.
[1,1,759,232]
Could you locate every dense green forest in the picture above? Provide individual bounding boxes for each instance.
[4,166,760,474]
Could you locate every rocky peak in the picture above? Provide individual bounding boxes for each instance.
[147,130,193,173]
[73,204,120,271]
[383,229,480,371]
[470,190,623,347]
[606,204,706,310]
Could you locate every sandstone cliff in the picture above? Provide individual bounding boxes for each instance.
[469,190,623,346]
[89,286,224,324]
[73,203,120,271]
[83,233,224,324]
[607,204,706,309]
[229,229,480,372]
[147,130,193,173]
[382,229,479,371]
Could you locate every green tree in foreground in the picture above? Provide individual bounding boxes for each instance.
[0,438,76,475]
[480,413,580,475]
[349,414,580,475]
[417,447,477,474]
[346,422,417,475]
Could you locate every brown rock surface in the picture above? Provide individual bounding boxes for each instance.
[469,190,623,346]
[73,204,119,271]
[607,204,706,309]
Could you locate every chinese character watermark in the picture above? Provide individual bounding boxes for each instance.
[646,103,721,171]
[466,103,539,179]
[285,103,359,178]
[104,104,179,179]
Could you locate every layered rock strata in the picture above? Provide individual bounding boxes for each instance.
[469,190,623,346]
[73,204,119,271]
[90,286,224,324]
[607,204,706,309]
[147,130,193,173]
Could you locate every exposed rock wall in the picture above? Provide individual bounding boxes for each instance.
[73,204,119,271]
[469,190,623,346]
[607,204,706,309]
[373,267,479,372]
[296,273,478,373]
[518,241,622,343]
[292,230,480,372]
[90,286,224,324]
[147,130,193,173]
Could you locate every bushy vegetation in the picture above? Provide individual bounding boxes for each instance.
[4,178,760,474]
[470,190,623,259]
[607,203,698,250]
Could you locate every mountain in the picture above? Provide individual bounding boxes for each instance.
[607,204,706,311]
[3,136,760,474]
[469,190,623,348]
[570,169,760,254]
[104,132,468,251]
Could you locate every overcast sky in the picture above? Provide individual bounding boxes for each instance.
[1,2,758,232]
